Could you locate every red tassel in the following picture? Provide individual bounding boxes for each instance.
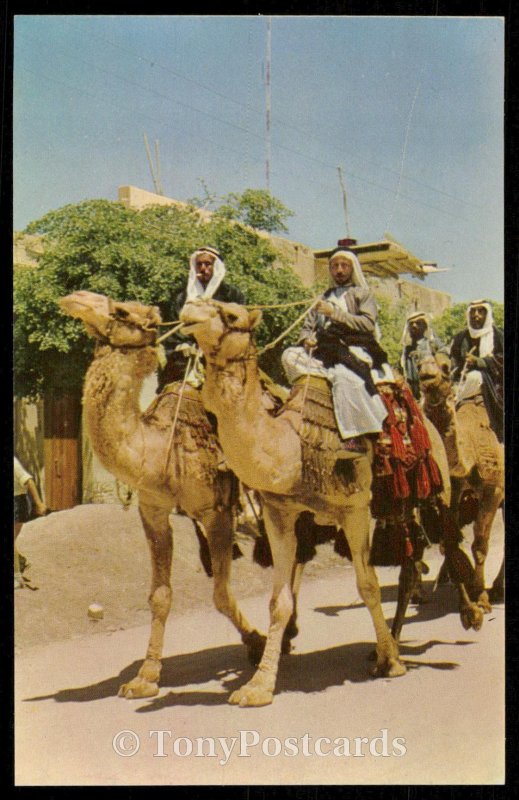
[393,462,410,498]
[426,454,442,489]
[389,424,407,461]
[416,459,431,499]
[405,537,414,557]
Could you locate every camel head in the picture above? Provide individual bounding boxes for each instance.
[417,351,452,397]
[180,300,262,363]
[59,291,161,349]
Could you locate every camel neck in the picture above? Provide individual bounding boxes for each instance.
[83,347,154,470]
[201,345,302,493]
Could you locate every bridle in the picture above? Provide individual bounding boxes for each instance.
[196,300,258,365]
[93,297,159,352]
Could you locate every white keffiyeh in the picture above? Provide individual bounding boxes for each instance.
[185,248,226,302]
[466,300,494,357]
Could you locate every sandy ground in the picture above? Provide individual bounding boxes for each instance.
[15,503,504,786]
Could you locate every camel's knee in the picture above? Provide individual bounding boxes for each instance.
[149,584,172,617]
[269,584,294,628]
[357,576,381,608]
[471,536,489,565]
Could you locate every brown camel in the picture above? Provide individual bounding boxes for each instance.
[181,298,444,707]
[418,352,504,610]
[58,291,264,699]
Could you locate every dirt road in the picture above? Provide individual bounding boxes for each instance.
[15,504,504,785]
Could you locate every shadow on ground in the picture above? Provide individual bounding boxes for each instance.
[314,580,490,631]
[25,637,468,711]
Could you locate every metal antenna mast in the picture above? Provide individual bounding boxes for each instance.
[265,17,272,192]
[154,139,164,196]
[143,133,163,195]
[337,166,351,238]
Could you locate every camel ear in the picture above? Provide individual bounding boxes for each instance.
[248,309,262,330]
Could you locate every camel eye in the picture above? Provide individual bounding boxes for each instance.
[225,311,239,325]
[114,307,130,319]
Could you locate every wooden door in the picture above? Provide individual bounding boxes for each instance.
[43,394,82,510]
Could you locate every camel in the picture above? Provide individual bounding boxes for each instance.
[179,298,482,707]
[58,291,264,699]
[418,352,504,609]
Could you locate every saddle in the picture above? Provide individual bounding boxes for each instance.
[141,382,236,508]
[275,374,442,505]
[277,375,367,493]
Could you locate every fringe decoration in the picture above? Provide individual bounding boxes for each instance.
[369,518,427,567]
[282,377,365,494]
[373,381,443,515]
[141,382,232,511]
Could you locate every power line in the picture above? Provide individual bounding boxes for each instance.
[20,22,487,212]
[17,60,476,228]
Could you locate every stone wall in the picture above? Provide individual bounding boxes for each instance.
[367,275,451,317]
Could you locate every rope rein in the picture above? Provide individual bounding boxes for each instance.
[163,354,194,480]
[157,296,320,357]
[257,296,321,355]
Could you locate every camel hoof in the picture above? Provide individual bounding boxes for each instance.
[476,591,492,614]
[371,658,407,679]
[460,604,484,632]
[118,679,160,699]
[243,630,266,666]
[228,683,274,707]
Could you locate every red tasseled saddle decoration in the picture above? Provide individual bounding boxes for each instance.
[371,381,443,519]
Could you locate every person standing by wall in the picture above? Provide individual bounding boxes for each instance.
[14,456,48,589]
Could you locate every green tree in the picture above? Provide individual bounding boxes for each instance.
[214,188,295,234]
[374,296,409,369]
[15,199,313,399]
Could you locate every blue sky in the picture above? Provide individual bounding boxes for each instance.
[14,15,504,302]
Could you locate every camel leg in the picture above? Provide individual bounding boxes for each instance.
[439,504,484,632]
[229,502,298,707]
[202,509,265,666]
[282,562,305,653]
[391,556,421,643]
[488,502,505,603]
[489,556,505,604]
[118,501,173,699]
[471,485,503,612]
[433,476,465,587]
[343,500,406,678]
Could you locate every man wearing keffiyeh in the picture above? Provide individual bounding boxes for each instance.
[450,300,504,442]
[400,311,446,400]
[282,247,392,445]
[157,247,246,392]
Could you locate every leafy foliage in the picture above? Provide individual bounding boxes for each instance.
[15,199,313,398]
[211,188,294,234]
[188,184,295,233]
[374,296,409,369]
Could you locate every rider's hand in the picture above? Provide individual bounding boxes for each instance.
[303,336,317,352]
[315,300,335,318]
[465,353,480,368]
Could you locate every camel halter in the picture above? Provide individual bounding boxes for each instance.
[200,301,259,365]
[93,298,159,351]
